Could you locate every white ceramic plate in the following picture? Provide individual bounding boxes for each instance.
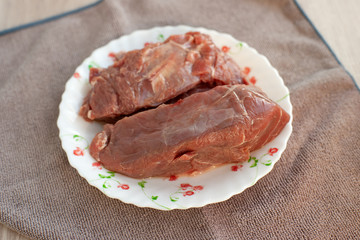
[57,25,293,210]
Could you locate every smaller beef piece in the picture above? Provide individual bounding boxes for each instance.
[80,32,244,122]
[90,84,290,178]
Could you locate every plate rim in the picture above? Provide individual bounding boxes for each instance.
[57,25,293,210]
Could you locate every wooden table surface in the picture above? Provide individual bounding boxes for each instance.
[297,0,360,89]
[1,0,359,239]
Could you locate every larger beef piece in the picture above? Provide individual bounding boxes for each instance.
[80,32,243,122]
[90,84,290,178]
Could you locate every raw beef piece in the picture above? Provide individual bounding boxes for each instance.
[79,32,243,122]
[89,84,290,178]
[165,82,214,104]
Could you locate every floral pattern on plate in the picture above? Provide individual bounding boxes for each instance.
[57,25,293,210]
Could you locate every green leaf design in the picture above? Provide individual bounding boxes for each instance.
[261,160,272,166]
[276,93,290,103]
[99,172,115,179]
[88,61,101,70]
[72,134,90,150]
[103,182,111,189]
[248,156,258,168]
[151,196,158,200]
[170,196,179,202]
[237,42,243,49]
[157,34,165,41]
[138,180,147,188]
[250,160,258,168]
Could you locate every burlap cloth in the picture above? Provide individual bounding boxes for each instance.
[0,0,359,239]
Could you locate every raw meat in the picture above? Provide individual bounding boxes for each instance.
[80,32,243,122]
[89,84,290,178]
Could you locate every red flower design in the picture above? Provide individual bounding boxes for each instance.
[180,183,192,190]
[73,147,84,156]
[92,162,102,169]
[169,175,178,181]
[118,184,129,190]
[242,67,251,75]
[250,76,257,85]
[193,185,203,191]
[231,164,243,171]
[73,72,80,79]
[222,46,230,53]
[108,52,116,58]
[268,148,278,156]
[144,42,151,47]
[183,191,194,196]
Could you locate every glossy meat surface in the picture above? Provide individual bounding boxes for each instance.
[90,84,290,178]
[80,32,243,121]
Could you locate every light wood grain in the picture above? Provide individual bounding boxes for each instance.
[297,0,360,88]
[0,224,29,240]
[0,0,98,32]
[0,0,359,239]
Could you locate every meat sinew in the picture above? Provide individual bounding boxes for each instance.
[90,84,290,178]
[79,32,243,122]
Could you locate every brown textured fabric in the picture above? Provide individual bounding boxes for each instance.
[0,0,359,239]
